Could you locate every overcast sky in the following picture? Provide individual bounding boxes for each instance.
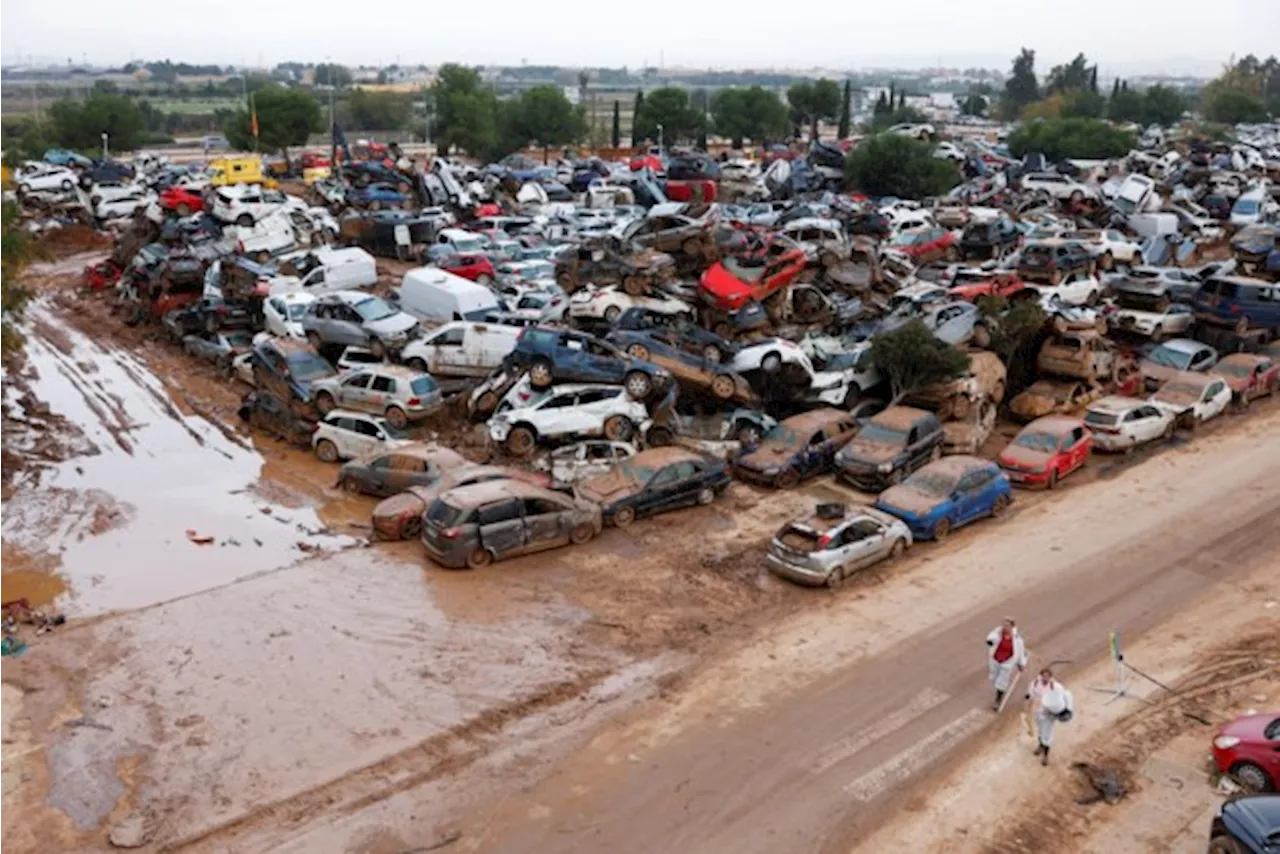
[3,0,1278,77]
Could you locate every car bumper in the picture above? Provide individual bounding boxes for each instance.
[765,552,831,586]
[420,536,468,568]
[837,468,888,493]
[1002,467,1051,488]
[733,465,782,487]
[1090,433,1131,452]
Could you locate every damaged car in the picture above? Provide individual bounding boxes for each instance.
[996,416,1092,489]
[834,406,945,492]
[766,504,912,588]
[876,455,1012,541]
[337,444,469,498]
[575,447,731,527]
[733,408,860,489]
[1148,372,1233,427]
[554,236,677,296]
[369,464,549,539]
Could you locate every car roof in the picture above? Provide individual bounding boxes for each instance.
[921,455,989,476]
[439,478,562,507]
[346,364,428,380]
[324,408,385,423]
[1156,338,1206,354]
[1089,395,1146,412]
[1023,416,1085,434]
[1216,352,1268,367]
[628,447,705,467]
[372,442,467,464]
[781,408,852,430]
[871,405,933,429]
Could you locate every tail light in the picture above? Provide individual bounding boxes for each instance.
[817,533,833,549]
[310,423,321,432]
[406,397,420,406]
[439,527,462,540]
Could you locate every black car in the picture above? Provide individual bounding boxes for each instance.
[504,328,670,400]
[237,391,314,445]
[959,218,1021,261]
[835,406,944,492]
[575,447,730,527]
[249,337,337,419]
[1016,241,1094,284]
[612,307,737,362]
[162,296,260,341]
[846,212,892,240]
[1209,795,1280,854]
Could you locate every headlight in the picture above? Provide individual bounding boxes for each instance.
[877,462,893,473]
[1213,736,1240,750]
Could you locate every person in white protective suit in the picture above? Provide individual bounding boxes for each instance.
[1026,667,1074,765]
[985,618,1028,711]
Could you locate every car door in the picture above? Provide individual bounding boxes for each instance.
[1188,347,1216,373]
[833,517,887,571]
[476,499,528,559]
[367,374,397,415]
[1202,379,1229,419]
[350,417,385,458]
[957,469,996,523]
[1062,426,1089,474]
[336,304,367,347]
[639,464,684,515]
[585,338,626,383]
[1128,406,1163,443]
[521,496,572,552]
[337,372,373,409]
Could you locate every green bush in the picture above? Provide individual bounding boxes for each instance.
[1006,118,1136,161]
[843,134,959,200]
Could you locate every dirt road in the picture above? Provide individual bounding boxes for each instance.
[463,410,1280,854]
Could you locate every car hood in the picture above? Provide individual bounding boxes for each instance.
[365,313,419,336]
[737,444,794,470]
[1218,712,1275,741]
[1140,361,1182,383]
[839,439,899,465]
[998,444,1052,469]
[576,469,642,503]
[877,485,942,517]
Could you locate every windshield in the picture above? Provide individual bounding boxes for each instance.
[762,424,803,448]
[1145,346,1192,370]
[722,257,768,284]
[858,423,909,445]
[1013,432,1059,453]
[410,376,438,395]
[287,302,311,320]
[353,297,398,323]
[1232,198,1260,215]
[286,351,336,383]
[903,470,958,496]
[1084,410,1119,427]
[616,460,659,482]
[890,232,924,247]
[1215,361,1251,378]
[425,500,464,527]
[452,237,485,254]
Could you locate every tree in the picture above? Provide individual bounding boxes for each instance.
[1199,54,1279,122]
[611,100,621,148]
[1060,89,1105,119]
[1201,89,1268,124]
[977,296,1048,364]
[1006,117,1136,160]
[512,84,588,162]
[710,86,789,147]
[837,80,852,139]
[1107,81,1145,122]
[314,63,352,87]
[1,202,40,356]
[1001,48,1040,119]
[787,80,814,138]
[1142,85,1186,126]
[843,133,960,199]
[346,88,410,130]
[223,85,321,158]
[871,319,971,405]
[632,90,646,144]
[633,86,699,145]
[430,64,498,157]
[1046,54,1093,95]
[809,78,843,138]
[960,92,989,117]
[48,91,146,151]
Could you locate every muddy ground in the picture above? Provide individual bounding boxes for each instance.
[2,248,1278,853]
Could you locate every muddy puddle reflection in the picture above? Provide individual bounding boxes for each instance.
[3,305,355,615]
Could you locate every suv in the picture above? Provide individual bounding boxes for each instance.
[249,337,338,419]
[1019,172,1096,202]
[300,291,419,358]
[488,383,650,457]
[554,236,677,296]
[505,328,669,400]
[1192,276,1280,336]
[1017,240,1095,285]
[1208,795,1280,854]
[835,406,945,492]
[311,366,443,428]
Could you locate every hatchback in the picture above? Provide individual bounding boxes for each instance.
[311,366,442,428]
[312,410,411,462]
[876,456,1013,541]
[1083,396,1175,452]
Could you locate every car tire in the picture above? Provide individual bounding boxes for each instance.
[945,245,959,262]
[400,516,422,540]
[622,276,646,296]
[696,487,715,506]
[1048,469,1060,490]
[933,517,952,541]
[761,352,782,373]
[612,506,636,527]
[474,391,498,417]
[626,343,651,361]
[889,539,907,560]
[775,469,801,490]
[645,426,674,447]
[702,344,723,363]
[505,426,537,457]
[569,522,595,545]
[991,493,1011,519]
[825,568,844,589]
[682,237,703,257]
[385,406,408,429]
[603,305,622,323]
[624,371,652,400]
[62,179,75,191]
[315,439,339,463]
[466,547,493,569]
[1230,761,1274,793]
[711,374,735,400]
[1163,420,1176,441]
[341,474,363,493]
[529,360,554,388]
[236,214,254,227]
[315,391,336,414]
[603,415,634,441]
[406,357,428,372]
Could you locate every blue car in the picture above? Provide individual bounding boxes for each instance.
[44,148,92,168]
[349,183,410,209]
[876,455,1012,541]
[505,327,670,400]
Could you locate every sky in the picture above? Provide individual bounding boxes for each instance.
[3,0,1278,77]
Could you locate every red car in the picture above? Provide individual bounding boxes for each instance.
[159,186,205,215]
[1212,712,1279,792]
[440,254,496,285]
[1214,353,1279,406]
[887,227,958,264]
[699,244,807,311]
[996,416,1092,489]
[83,259,123,291]
[948,271,1031,302]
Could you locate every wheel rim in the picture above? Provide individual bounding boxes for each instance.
[762,354,781,373]
[530,363,552,386]
[317,441,337,462]
[571,523,593,544]
[614,508,635,527]
[408,358,427,372]
[697,488,714,505]
[628,344,650,360]
[625,374,651,398]
[508,429,534,454]
[1234,763,1270,792]
[993,495,1009,517]
[604,307,621,322]
[342,476,361,493]
[386,407,407,429]
[712,376,734,399]
[703,345,722,363]
[826,569,843,588]
[468,548,492,568]
[891,540,905,559]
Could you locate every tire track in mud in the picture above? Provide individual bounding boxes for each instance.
[162,670,617,852]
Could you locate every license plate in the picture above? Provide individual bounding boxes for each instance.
[1007,471,1025,482]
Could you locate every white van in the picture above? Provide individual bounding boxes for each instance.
[399,321,522,377]
[397,266,501,323]
[435,227,487,256]
[1112,174,1157,216]
[267,246,378,296]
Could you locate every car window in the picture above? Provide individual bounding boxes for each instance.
[540,394,576,409]
[477,499,522,525]
[387,454,427,472]
[587,444,614,460]
[522,497,566,516]
[954,472,978,492]
[354,419,381,437]
[808,430,827,446]
[845,519,882,541]
[649,466,681,486]
[672,461,698,479]
[371,375,395,393]
[970,469,995,488]
[433,327,466,346]
[343,373,371,388]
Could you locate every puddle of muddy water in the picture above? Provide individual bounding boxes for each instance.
[2,304,355,616]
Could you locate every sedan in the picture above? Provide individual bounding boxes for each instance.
[1149,372,1233,427]
[996,417,1092,489]
[1009,378,1103,422]
[336,444,468,498]
[766,504,911,588]
[876,456,1013,540]
[575,447,730,527]
[1083,396,1176,452]
[1212,712,1279,793]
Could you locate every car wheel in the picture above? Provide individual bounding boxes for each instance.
[681,237,703,256]
[505,426,537,457]
[315,439,339,463]
[825,568,844,589]
[991,493,1011,519]
[406,357,428,372]
[474,391,498,416]
[702,344,723,363]
[1230,761,1274,793]
[466,547,493,569]
[176,203,191,216]
[624,370,652,399]
[62,179,75,191]
[216,355,233,376]
[645,426,674,447]
[889,539,907,560]
[529,360,554,388]
[603,415,634,441]
[932,517,952,541]
[761,352,783,373]
[603,305,622,323]
[385,406,408,429]
[1048,469,1060,490]
[315,391,336,414]
[775,469,800,490]
[476,274,492,285]
[710,374,735,400]
[341,474,363,493]
[626,343,651,361]
[612,506,637,527]
[1086,289,1100,307]
[569,522,595,545]
[401,516,422,540]
[622,275,646,296]
[735,422,762,446]
[696,487,715,506]
[236,214,254,227]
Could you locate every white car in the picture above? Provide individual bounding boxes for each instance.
[1167,200,1225,241]
[1083,396,1175,452]
[1149,373,1232,426]
[933,141,965,162]
[88,180,145,206]
[264,292,317,339]
[488,383,650,457]
[1107,303,1193,340]
[731,338,874,408]
[336,346,383,372]
[511,290,568,323]
[209,184,296,226]
[15,163,79,194]
[1020,172,1097,202]
[1070,229,1141,269]
[312,409,410,462]
[1031,271,1102,307]
[94,190,153,221]
[568,285,692,324]
[229,210,301,261]
[400,321,521,378]
[535,440,637,487]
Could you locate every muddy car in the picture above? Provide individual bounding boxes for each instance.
[904,351,1006,421]
[1214,353,1279,405]
[336,444,469,498]
[554,236,677,296]
[236,391,314,445]
[249,337,338,420]
[834,406,944,492]
[780,217,853,268]
[371,464,550,540]
[1148,371,1233,427]
[1139,339,1219,391]
[420,480,601,569]
[1017,239,1094,285]
[616,203,719,262]
[575,447,731,527]
[733,408,860,489]
[766,503,912,588]
[535,440,637,488]
[1036,330,1117,382]
[608,328,758,405]
[1008,378,1103,422]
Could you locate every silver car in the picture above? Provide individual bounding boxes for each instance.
[300,290,419,358]
[310,365,443,428]
[766,504,912,588]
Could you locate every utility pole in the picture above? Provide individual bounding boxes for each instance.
[328,57,337,172]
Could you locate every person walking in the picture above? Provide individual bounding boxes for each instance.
[985,618,1027,711]
[1026,667,1074,765]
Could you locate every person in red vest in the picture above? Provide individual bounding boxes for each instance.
[985,618,1028,711]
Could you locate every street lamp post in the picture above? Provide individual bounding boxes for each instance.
[657,123,664,153]
[101,133,108,159]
